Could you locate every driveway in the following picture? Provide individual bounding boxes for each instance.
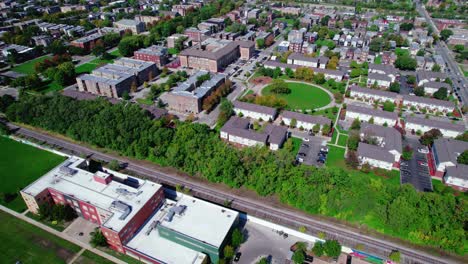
[237,220,307,264]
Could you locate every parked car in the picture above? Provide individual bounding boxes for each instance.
[234,252,242,262]
[320,147,328,153]
[298,153,306,157]
[303,137,310,142]
[419,161,428,166]
[418,148,429,154]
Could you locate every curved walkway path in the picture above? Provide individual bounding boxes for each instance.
[251,79,337,111]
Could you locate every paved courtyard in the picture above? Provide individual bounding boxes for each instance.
[237,220,308,264]
[64,217,99,244]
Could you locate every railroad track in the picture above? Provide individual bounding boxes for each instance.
[13,125,458,264]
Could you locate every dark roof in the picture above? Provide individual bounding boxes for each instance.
[62,89,120,104]
[369,63,399,75]
[180,40,254,60]
[139,105,168,119]
[446,165,468,180]
[406,116,465,132]
[424,81,451,90]
[416,71,447,81]
[346,104,398,120]
[233,101,277,116]
[360,123,402,153]
[368,72,392,82]
[281,110,331,126]
[221,116,268,143]
[358,142,395,163]
[433,138,468,164]
[264,124,288,145]
[350,84,398,99]
[288,52,319,63]
[402,95,455,108]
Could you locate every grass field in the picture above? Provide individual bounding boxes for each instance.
[374,56,382,64]
[262,82,332,109]
[98,247,143,264]
[12,55,52,74]
[136,98,153,105]
[337,134,348,147]
[0,210,81,264]
[75,50,122,75]
[77,250,115,264]
[0,137,65,212]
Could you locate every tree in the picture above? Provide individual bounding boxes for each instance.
[407,75,416,85]
[383,101,395,112]
[456,150,468,165]
[257,257,268,264]
[395,55,416,71]
[312,242,324,257]
[369,117,374,124]
[90,228,108,247]
[122,91,130,100]
[256,38,265,49]
[389,82,400,93]
[223,245,234,259]
[107,160,120,171]
[290,118,297,128]
[416,49,425,56]
[292,249,305,264]
[313,124,321,134]
[321,124,331,136]
[347,133,360,151]
[269,79,291,94]
[433,87,448,100]
[0,94,15,113]
[350,118,361,130]
[0,122,10,135]
[323,240,341,258]
[420,129,442,146]
[454,45,464,53]
[400,22,413,31]
[440,29,453,41]
[285,67,294,78]
[231,228,244,248]
[402,145,413,161]
[431,64,441,72]
[389,251,401,262]
[414,86,425,96]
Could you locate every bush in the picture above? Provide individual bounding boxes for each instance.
[90,228,108,247]
[323,240,341,258]
[312,242,324,257]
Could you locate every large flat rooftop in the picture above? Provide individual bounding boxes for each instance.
[22,157,162,232]
[159,195,238,247]
[125,201,207,264]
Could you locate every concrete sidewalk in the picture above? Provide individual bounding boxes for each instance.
[0,205,126,264]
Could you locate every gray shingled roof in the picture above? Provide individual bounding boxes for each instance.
[358,142,395,163]
[424,81,451,90]
[416,71,447,82]
[233,101,277,116]
[263,124,288,145]
[360,123,402,153]
[221,116,268,142]
[433,138,468,164]
[402,95,455,108]
[446,165,468,180]
[368,63,399,76]
[368,72,392,82]
[350,84,399,99]
[406,116,465,132]
[346,104,398,120]
[281,110,332,126]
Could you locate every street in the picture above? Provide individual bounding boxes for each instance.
[7,123,458,264]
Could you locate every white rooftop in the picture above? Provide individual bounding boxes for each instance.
[22,157,162,232]
[159,195,238,247]
[125,201,207,264]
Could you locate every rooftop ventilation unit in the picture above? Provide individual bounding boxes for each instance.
[164,205,187,222]
[115,188,142,197]
[145,220,159,236]
[111,201,132,220]
[59,162,77,176]
[123,177,140,188]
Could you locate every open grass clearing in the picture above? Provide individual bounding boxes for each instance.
[337,134,348,147]
[0,210,81,264]
[11,55,52,74]
[262,82,332,110]
[0,137,65,212]
[75,250,115,264]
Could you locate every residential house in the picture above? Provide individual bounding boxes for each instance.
[402,95,455,113]
[280,111,332,132]
[233,101,278,121]
[345,104,399,126]
[405,116,465,138]
[423,81,451,96]
[349,85,401,105]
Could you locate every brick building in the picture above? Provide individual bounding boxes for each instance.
[114,19,145,34]
[21,157,165,253]
[76,58,157,98]
[134,45,169,68]
[179,38,254,72]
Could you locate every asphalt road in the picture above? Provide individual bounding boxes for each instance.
[415,1,468,106]
[8,123,462,264]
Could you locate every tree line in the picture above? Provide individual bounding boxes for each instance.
[1,94,466,255]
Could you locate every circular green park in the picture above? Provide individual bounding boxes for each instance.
[262,82,332,109]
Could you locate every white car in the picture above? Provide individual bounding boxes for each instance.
[419,162,428,167]
[418,148,429,154]
[303,138,310,142]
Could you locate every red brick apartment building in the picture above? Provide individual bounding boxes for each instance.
[21,157,164,253]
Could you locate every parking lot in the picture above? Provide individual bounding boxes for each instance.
[237,220,307,264]
[295,136,328,167]
[400,139,433,192]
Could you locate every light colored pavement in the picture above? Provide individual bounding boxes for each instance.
[238,221,307,264]
[68,248,86,264]
[64,217,100,245]
[0,204,125,264]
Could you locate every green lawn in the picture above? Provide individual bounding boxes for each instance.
[311,107,338,121]
[395,48,410,57]
[290,137,302,154]
[337,134,348,147]
[136,98,153,105]
[109,49,121,57]
[262,82,332,110]
[26,212,68,232]
[12,55,52,74]
[374,56,382,64]
[326,145,346,168]
[42,80,64,93]
[75,63,98,74]
[98,247,143,264]
[77,250,115,264]
[0,137,65,212]
[0,210,81,264]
